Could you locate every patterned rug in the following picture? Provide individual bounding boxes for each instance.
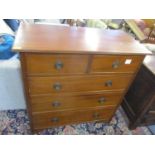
[0,107,152,135]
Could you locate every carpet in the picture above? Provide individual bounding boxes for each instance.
[148,125,155,135]
[0,107,152,135]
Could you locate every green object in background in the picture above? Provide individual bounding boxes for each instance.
[87,19,107,29]
[108,22,120,29]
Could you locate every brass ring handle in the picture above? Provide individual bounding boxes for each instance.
[53,82,62,91]
[51,117,59,123]
[105,80,112,87]
[112,60,120,69]
[52,101,61,107]
[55,61,63,70]
[98,97,106,104]
[93,112,100,119]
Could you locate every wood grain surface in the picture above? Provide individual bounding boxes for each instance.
[30,91,123,113]
[13,24,151,55]
[91,55,144,73]
[28,74,133,95]
[32,106,115,129]
[25,53,89,75]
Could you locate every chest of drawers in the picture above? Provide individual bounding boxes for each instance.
[13,24,151,133]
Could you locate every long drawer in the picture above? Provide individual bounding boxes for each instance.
[25,53,89,75]
[32,106,116,129]
[28,74,132,95]
[91,55,144,73]
[30,91,123,112]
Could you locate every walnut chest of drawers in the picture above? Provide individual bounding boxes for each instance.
[13,24,151,132]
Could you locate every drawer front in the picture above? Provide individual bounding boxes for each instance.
[91,55,144,73]
[25,53,89,75]
[28,74,132,95]
[32,107,115,129]
[30,92,123,112]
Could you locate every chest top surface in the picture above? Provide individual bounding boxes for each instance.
[13,24,151,55]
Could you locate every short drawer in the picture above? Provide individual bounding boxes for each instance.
[32,107,115,129]
[91,55,144,73]
[28,74,132,95]
[25,53,89,75]
[30,91,123,112]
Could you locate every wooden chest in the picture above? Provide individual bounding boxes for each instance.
[13,24,151,132]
